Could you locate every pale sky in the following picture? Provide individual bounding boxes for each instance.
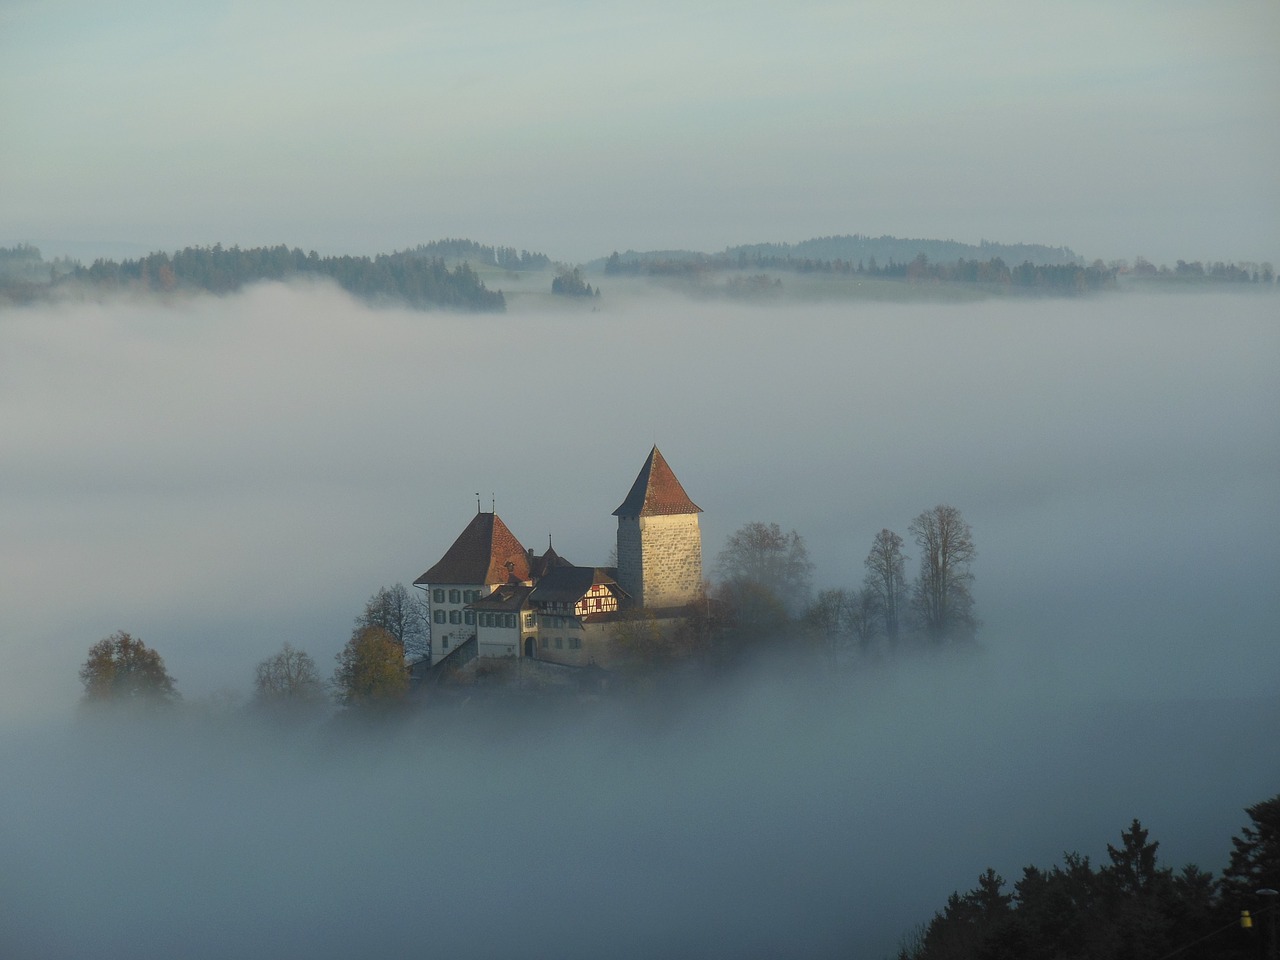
[3,0,1278,264]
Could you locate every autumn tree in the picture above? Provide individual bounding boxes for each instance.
[909,505,977,642]
[79,630,178,706]
[332,626,409,708]
[253,642,325,710]
[715,521,813,617]
[354,583,428,663]
[863,528,908,641]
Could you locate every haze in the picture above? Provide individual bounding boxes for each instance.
[0,285,1276,957]
[3,0,1279,265]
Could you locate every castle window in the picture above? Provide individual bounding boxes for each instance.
[449,610,461,625]
[524,613,535,628]
[569,637,581,650]
[448,589,461,604]
[442,637,450,650]
[554,637,563,649]
[433,589,445,603]
[540,637,548,649]
[505,614,517,629]
[464,610,475,626]
[434,610,446,624]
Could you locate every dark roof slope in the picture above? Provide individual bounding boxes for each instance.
[471,584,533,611]
[414,512,531,586]
[530,566,625,605]
[529,543,573,580]
[612,446,702,517]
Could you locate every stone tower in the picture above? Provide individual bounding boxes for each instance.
[612,446,703,609]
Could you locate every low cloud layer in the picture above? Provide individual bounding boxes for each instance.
[0,284,1275,957]
[1,664,1274,960]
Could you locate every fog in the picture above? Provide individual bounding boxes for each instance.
[1,284,1276,958]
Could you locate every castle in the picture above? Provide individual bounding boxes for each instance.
[412,446,702,669]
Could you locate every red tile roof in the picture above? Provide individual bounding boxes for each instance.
[413,512,531,586]
[612,446,702,517]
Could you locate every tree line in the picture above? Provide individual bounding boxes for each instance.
[726,234,1083,269]
[896,801,1280,960]
[79,584,430,717]
[551,266,600,298]
[706,505,978,667]
[70,244,507,310]
[404,238,550,271]
[603,249,1116,294]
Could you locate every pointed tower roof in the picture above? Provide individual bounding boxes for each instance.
[612,446,702,517]
[413,512,531,586]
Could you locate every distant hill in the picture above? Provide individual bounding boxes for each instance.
[727,234,1082,267]
[588,234,1082,272]
[0,243,508,311]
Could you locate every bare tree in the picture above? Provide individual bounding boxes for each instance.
[355,584,429,663]
[863,528,908,641]
[805,587,881,661]
[715,521,814,617]
[909,505,977,641]
[253,642,325,708]
[847,587,881,652]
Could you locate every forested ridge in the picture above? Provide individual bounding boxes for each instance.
[897,799,1280,960]
[0,243,508,310]
[604,248,1121,294]
[79,244,507,310]
[2,234,1274,308]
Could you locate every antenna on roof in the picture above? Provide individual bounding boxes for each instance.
[548,533,553,549]
[491,492,495,513]
[475,492,480,514]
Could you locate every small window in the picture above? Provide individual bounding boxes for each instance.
[524,612,535,628]
[434,610,446,624]
[442,637,450,649]
[448,589,461,604]
[569,637,581,650]
[449,610,461,625]
[464,610,475,625]
[539,636,548,649]
[554,637,563,649]
[433,588,445,603]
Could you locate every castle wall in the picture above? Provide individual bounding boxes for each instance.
[616,517,643,603]
[617,513,701,608]
[640,514,702,607]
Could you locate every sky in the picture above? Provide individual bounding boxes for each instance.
[2,0,1279,265]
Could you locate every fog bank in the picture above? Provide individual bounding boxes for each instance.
[1,662,1275,960]
[1,283,1276,955]
[1,283,1275,714]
